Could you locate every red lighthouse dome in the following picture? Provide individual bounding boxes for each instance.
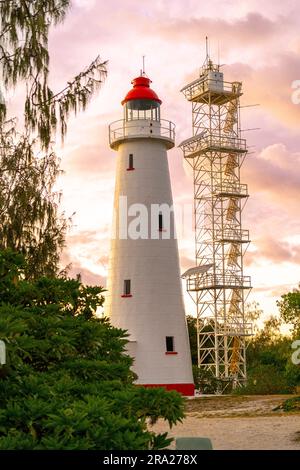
[121,76,162,106]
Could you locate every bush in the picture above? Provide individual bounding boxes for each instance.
[193,365,224,394]
[236,364,292,395]
[275,396,300,412]
[0,250,184,449]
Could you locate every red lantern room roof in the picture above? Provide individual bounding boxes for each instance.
[121,75,162,105]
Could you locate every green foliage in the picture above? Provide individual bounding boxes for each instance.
[186,316,197,365]
[192,365,222,394]
[0,250,185,449]
[275,396,300,412]
[238,316,297,394]
[235,364,291,395]
[277,284,300,333]
[245,301,263,333]
[284,360,300,388]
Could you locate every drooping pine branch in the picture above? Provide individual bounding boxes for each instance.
[0,0,107,147]
[26,55,108,147]
[0,1,108,276]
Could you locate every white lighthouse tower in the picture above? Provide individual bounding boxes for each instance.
[106,72,194,396]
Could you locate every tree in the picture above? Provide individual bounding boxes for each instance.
[186,315,197,365]
[240,315,296,395]
[0,250,184,450]
[0,1,107,277]
[0,125,68,279]
[245,301,263,333]
[0,1,107,147]
[277,284,300,333]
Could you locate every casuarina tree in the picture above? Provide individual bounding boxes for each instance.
[0,1,107,278]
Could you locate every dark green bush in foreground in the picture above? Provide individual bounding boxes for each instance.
[0,250,184,449]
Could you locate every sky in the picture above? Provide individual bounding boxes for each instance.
[43,0,300,321]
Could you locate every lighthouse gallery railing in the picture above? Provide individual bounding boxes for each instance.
[109,119,175,146]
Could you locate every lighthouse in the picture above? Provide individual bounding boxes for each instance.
[106,72,194,396]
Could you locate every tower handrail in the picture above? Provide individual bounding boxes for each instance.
[181,78,242,101]
[109,119,175,145]
[180,133,247,153]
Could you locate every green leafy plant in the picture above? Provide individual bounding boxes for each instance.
[277,285,300,333]
[0,250,184,449]
[274,396,300,412]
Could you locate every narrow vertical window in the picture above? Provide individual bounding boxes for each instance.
[166,336,174,352]
[159,212,163,231]
[128,154,134,170]
[123,279,131,296]
[127,153,134,171]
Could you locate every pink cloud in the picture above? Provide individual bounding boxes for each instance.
[155,12,293,48]
[246,237,300,266]
[226,55,300,130]
[244,144,300,214]
[60,245,105,286]
[68,263,105,286]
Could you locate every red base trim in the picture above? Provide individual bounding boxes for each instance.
[121,294,133,298]
[165,351,178,355]
[141,383,195,396]
[126,168,135,171]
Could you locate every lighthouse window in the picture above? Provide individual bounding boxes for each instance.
[166,336,174,352]
[125,100,160,122]
[124,279,131,296]
[128,154,134,170]
[159,213,163,231]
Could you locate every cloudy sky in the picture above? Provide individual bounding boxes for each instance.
[46,0,300,319]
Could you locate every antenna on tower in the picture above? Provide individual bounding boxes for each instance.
[205,36,209,61]
[141,55,146,76]
[204,36,213,69]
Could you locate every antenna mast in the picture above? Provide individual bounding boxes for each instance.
[205,36,209,62]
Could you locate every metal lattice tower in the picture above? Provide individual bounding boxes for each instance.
[180,56,252,391]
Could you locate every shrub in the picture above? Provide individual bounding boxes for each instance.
[193,365,224,394]
[275,396,300,412]
[236,364,292,395]
[0,250,184,449]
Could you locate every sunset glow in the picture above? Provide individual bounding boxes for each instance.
[48,0,300,320]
